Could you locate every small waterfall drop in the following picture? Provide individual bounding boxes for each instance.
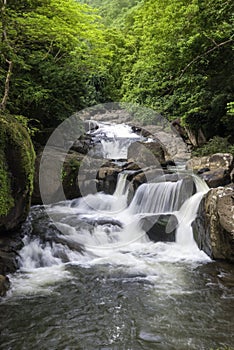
[175,175,209,247]
[113,172,129,197]
[129,180,184,214]
[88,122,146,159]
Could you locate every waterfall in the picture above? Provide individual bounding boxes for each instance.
[101,138,133,159]
[175,175,209,247]
[11,121,212,298]
[129,180,184,214]
[88,122,145,159]
[113,172,129,197]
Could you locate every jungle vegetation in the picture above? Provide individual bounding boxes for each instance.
[0,0,233,143]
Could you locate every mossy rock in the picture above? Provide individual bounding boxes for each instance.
[0,114,35,232]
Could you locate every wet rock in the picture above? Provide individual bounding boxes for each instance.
[197,167,210,174]
[200,168,231,188]
[82,217,123,228]
[84,120,99,133]
[193,187,234,262]
[0,275,10,297]
[140,214,178,242]
[70,134,93,154]
[0,230,24,295]
[97,165,122,194]
[130,168,164,191]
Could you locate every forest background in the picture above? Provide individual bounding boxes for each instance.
[0,0,233,152]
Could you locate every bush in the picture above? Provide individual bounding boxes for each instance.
[192,136,234,157]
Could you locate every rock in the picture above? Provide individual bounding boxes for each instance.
[84,120,99,133]
[193,187,234,262]
[127,141,166,167]
[82,217,123,228]
[171,118,189,143]
[184,126,206,147]
[147,128,191,162]
[186,153,233,187]
[96,162,124,194]
[80,107,191,162]
[200,168,231,188]
[0,114,35,232]
[0,230,24,295]
[32,148,84,204]
[130,167,164,191]
[140,214,178,242]
[70,134,93,154]
[0,275,10,297]
[197,167,210,174]
[186,153,233,172]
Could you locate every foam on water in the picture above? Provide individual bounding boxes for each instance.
[8,171,211,296]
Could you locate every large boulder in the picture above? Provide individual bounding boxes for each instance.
[192,187,234,262]
[32,148,85,204]
[128,141,166,167]
[97,164,122,194]
[0,114,35,232]
[186,153,233,187]
[140,214,178,242]
[199,168,231,188]
[186,153,233,172]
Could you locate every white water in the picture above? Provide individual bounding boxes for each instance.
[129,180,184,214]
[7,122,211,296]
[88,122,146,159]
[8,171,210,297]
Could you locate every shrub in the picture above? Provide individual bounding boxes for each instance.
[192,136,234,157]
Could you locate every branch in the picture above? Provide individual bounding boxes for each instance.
[42,40,54,61]
[178,38,233,79]
[0,59,13,111]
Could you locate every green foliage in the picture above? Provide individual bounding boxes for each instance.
[78,0,142,27]
[114,0,234,139]
[1,0,233,142]
[227,102,234,115]
[0,0,113,127]
[192,136,234,157]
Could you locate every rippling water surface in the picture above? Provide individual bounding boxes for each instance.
[1,247,234,350]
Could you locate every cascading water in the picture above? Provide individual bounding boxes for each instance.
[12,172,210,277]
[1,122,233,350]
[88,121,148,159]
[128,180,184,214]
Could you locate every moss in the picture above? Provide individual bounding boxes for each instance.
[62,156,81,187]
[0,113,35,220]
[60,153,82,199]
[0,151,14,216]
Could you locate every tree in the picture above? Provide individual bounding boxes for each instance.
[119,0,234,137]
[0,0,112,126]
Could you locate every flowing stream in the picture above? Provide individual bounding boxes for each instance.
[0,122,234,350]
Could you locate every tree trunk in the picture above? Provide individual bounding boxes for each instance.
[0,59,13,111]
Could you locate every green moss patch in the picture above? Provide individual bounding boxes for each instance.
[0,114,35,221]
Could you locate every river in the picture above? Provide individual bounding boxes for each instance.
[0,121,233,350]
